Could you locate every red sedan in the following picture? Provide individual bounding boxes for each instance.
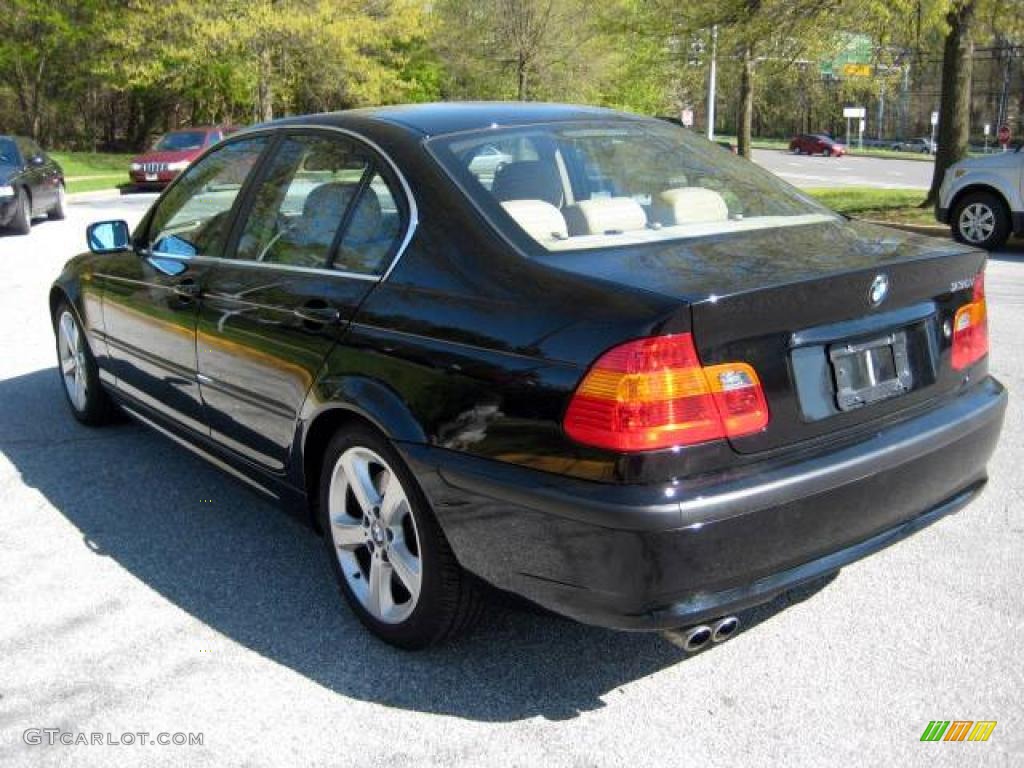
[129,126,237,187]
[789,133,846,157]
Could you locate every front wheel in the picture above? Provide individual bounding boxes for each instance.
[54,301,115,425]
[318,425,483,649]
[952,191,1011,251]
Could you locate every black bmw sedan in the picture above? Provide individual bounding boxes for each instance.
[1,135,65,234]
[50,103,1006,649]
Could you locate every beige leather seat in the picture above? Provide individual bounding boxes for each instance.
[500,200,568,244]
[563,197,647,236]
[656,187,729,226]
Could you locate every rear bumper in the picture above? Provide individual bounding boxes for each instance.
[402,376,1006,630]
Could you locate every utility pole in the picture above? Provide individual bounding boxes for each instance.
[877,81,885,140]
[899,54,910,140]
[706,26,718,141]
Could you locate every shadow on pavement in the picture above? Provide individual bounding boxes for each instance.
[0,366,833,722]
[990,238,1024,263]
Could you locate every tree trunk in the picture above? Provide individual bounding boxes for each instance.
[924,1,976,206]
[257,48,274,122]
[517,51,527,101]
[737,45,754,159]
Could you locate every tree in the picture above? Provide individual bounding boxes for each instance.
[432,0,605,101]
[0,1,102,141]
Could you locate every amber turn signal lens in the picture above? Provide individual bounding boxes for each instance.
[564,333,769,452]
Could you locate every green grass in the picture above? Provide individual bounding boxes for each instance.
[805,187,938,226]
[50,151,134,194]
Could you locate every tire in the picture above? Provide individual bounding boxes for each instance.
[951,191,1011,251]
[49,183,66,220]
[53,300,115,426]
[9,187,31,235]
[318,425,484,649]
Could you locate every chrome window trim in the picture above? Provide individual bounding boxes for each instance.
[222,122,419,281]
[141,251,379,282]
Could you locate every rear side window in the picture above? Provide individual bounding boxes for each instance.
[334,171,403,275]
[234,132,404,275]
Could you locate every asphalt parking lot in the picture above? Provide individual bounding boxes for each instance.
[0,191,1022,767]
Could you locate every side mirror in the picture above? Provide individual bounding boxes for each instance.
[86,220,131,254]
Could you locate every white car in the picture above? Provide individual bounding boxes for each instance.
[937,148,1023,250]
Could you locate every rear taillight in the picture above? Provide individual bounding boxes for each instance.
[951,271,988,370]
[563,333,769,452]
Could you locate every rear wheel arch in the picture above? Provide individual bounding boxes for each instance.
[299,392,426,531]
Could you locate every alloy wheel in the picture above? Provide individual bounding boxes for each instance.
[57,310,88,411]
[958,203,996,244]
[327,446,422,624]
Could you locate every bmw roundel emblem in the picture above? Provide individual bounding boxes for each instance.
[868,274,889,307]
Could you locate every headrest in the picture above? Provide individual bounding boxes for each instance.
[564,197,647,236]
[500,200,568,244]
[343,186,382,244]
[302,182,358,223]
[656,187,729,225]
[491,161,564,207]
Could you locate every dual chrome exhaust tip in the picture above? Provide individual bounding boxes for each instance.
[680,616,740,653]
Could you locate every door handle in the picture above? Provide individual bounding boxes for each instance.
[173,280,201,299]
[293,305,341,326]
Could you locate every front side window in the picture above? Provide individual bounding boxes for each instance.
[234,133,404,274]
[429,120,836,253]
[148,137,268,257]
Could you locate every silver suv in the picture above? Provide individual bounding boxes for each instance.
[937,148,1023,250]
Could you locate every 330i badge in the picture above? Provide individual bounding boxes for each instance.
[50,103,1006,649]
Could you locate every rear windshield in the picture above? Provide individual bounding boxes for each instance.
[154,131,208,151]
[428,120,836,253]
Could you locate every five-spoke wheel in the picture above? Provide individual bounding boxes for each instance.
[318,426,483,648]
[52,301,114,425]
[57,309,89,412]
[328,446,423,624]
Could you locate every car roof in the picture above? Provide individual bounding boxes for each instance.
[262,102,642,138]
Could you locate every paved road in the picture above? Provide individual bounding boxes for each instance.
[753,149,934,189]
[1,195,1022,768]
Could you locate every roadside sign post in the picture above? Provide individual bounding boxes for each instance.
[858,118,865,150]
[984,123,990,153]
[998,124,1011,151]
[930,111,939,152]
[842,106,866,150]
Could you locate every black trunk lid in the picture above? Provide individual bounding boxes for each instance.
[541,219,987,454]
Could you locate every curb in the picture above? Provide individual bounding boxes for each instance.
[67,188,124,202]
[856,218,950,238]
